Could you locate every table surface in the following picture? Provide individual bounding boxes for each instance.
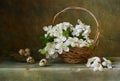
[0,57,120,69]
[0,57,120,81]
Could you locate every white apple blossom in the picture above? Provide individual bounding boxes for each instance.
[86,57,113,71]
[45,43,56,55]
[55,23,63,32]
[82,25,91,37]
[53,31,61,37]
[72,19,89,36]
[49,27,57,37]
[55,22,72,31]
[72,24,83,36]
[43,25,52,32]
[86,57,103,71]
[77,39,88,47]
[62,22,73,31]
[55,42,69,54]
[65,37,79,47]
[93,62,103,71]
[102,57,112,69]
[43,25,55,37]
[54,36,67,43]
[77,19,85,27]
[77,19,91,38]
[86,57,101,67]
[86,37,94,44]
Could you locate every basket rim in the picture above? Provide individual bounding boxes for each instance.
[52,6,100,48]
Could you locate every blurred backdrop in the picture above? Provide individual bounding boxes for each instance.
[0,0,120,60]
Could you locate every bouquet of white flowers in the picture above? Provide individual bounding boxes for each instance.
[39,7,100,63]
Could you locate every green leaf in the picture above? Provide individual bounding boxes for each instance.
[78,35,84,39]
[40,34,55,48]
[40,35,47,47]
[62,30,70,37]
[47,35,55,42]
[77,31,86,40]
[107,57,114,62]
[39,48,47,54]
[89,44,94,49]
[68,45,72,48]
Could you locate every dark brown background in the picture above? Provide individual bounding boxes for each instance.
[0,0,120,59]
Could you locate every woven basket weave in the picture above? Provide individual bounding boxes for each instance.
[52,7,100,64]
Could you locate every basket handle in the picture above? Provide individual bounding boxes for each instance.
[52,6,100,48]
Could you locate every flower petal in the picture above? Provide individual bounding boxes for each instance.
[57,49,63,54]
[43,26,48,31]
[64,47,69,52]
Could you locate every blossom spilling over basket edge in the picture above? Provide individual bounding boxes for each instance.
[39,7,100,64]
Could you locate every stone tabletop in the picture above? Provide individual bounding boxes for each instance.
[0,57,120,81]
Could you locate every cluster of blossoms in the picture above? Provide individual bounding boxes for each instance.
[86,57,112,71]
[39,19,94,58]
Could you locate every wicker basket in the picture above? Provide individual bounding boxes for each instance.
[52,7,100,64]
